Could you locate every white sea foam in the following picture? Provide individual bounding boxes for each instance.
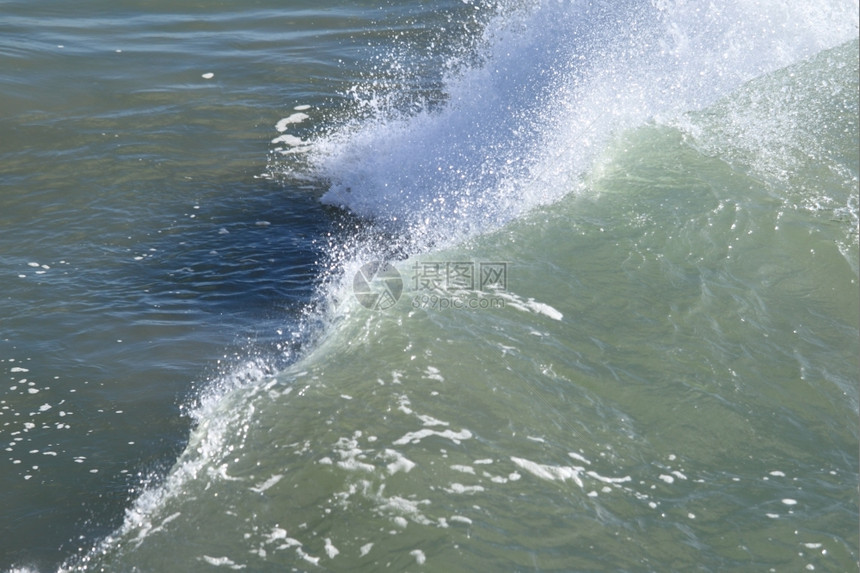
[324,538,339,559]
[297,548,319,566]
[374,494,434,527]
[585,471,631,485]
[444,483,485,494]
[69,1,858,568]
[417,414,449,427]
[393,428,473,446]
[271,134,307,146]
[275,113,310,132]
[495,292,563,321]
[392,516,408,528]
[334,433,375,472]
[250,474,283,493]
[410,549,426,565]
[304,0,855,256]
[451,464,475,474]
[384,449,416,475]
[201,555,245,569]
[511,456,585,488]
[423,366,444,381]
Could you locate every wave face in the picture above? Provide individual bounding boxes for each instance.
[63,1,858,571]
[310,0,856,244]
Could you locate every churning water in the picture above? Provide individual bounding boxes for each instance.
[1,1,857,571]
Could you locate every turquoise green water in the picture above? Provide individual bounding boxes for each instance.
[67,40,858,572]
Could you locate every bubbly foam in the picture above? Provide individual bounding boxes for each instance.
[63,1,858,570]
[303,0,856,254]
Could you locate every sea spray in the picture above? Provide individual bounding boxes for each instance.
[306,0,857,247]
[60,0,859,570]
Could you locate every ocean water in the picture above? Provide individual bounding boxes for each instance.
[0,1,857,571]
